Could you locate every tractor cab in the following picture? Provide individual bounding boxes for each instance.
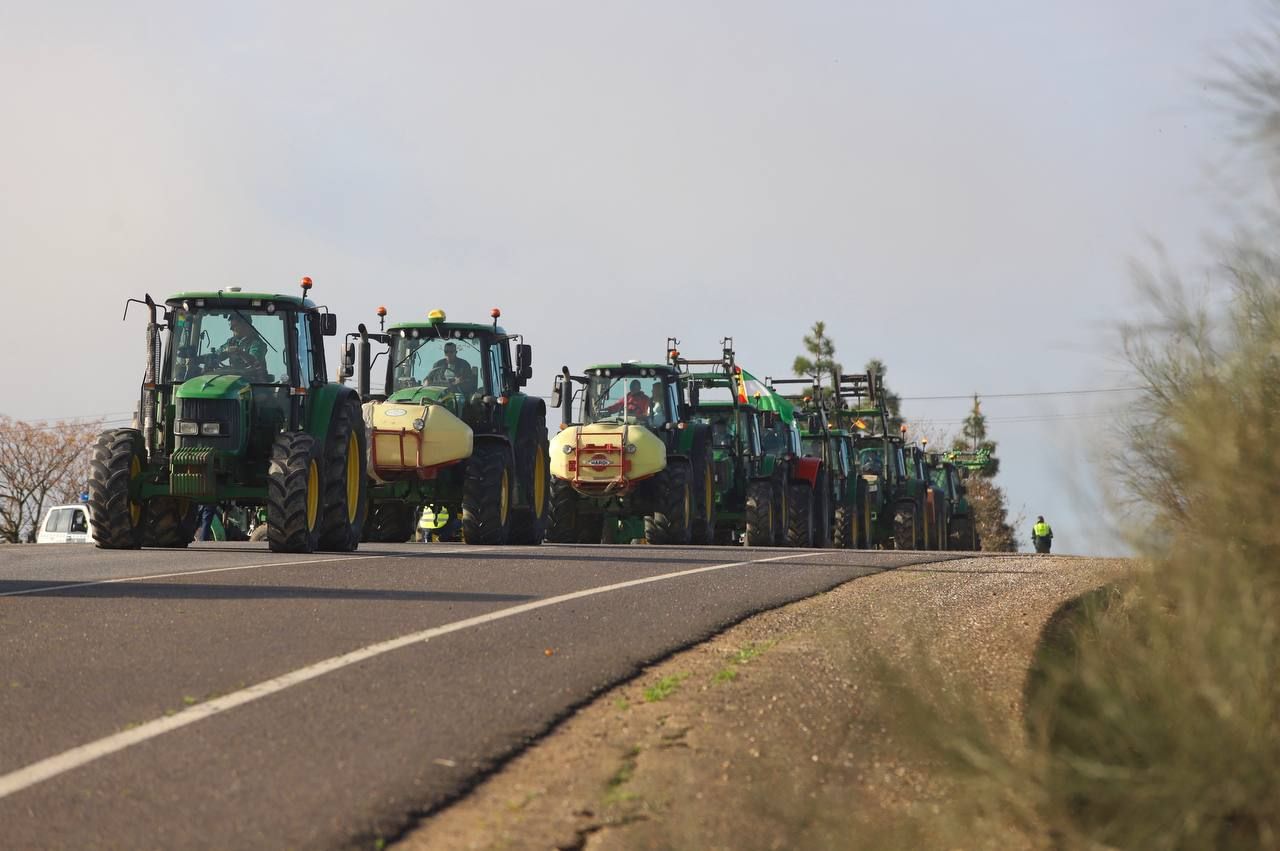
[575,363,683,435]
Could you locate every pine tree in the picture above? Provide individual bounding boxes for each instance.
[865,358,903,432]
[951,393,1016,549]
[792,321,842,402]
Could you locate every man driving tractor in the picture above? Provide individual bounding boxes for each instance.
[426,341,477,394]
[606,379,651,417]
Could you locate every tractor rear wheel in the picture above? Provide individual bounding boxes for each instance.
[266,432,323,554]
[771,480,790,547]
[142,498,195,548]
[317,398,367,552]
[88,428,146,550]
[546,477,581,543]
[832,503,854,549]
[364,501,417,543]
[785,483,815,548]
[646,458,692,545]
[508,421,549,545]
[689,450,716,545]
[462,441,513,545]
[811,473,831,548]
[744,480,774,547]
[892,503,921,550]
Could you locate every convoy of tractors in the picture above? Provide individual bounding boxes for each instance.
[87,281,989,553]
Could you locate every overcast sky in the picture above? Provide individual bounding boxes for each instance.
[0,1,1259,553]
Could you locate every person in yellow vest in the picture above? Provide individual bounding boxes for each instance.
[418,505,459,543]
[1032,515,1053,553]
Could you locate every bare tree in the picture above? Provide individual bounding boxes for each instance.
[0,417,104,543]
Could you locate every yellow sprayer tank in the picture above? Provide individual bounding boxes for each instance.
[363,401,473,482]
[549,422,666,495]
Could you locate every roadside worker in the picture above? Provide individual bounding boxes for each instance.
[607,380,651,417]
[1032,515,1053,553]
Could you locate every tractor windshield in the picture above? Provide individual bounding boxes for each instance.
[857,446,885,476]
[586,375,657,425]
[170,308,288,384]
[388,334,483,395]
[931,466,950,493]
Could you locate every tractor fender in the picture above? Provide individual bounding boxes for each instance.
[790,455,822,489]
[306,383,361,447]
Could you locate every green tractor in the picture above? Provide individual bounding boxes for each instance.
[900,438,947,550]
[931,448,991,550]
[766,378,866,549]
[676,340,821,547]
[343,308,550,545]
[544,350,715,545]
[89,279,367,553]
[832,372,939,550]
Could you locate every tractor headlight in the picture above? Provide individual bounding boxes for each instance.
[625,443,638,454]
[175,420,199,436]
[562,444,574,454]
[200,421,225,436]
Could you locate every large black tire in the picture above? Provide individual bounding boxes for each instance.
[141,497,195,548]
[645,459,692,545]
[785,482,815,548]
[892,502,922,551]
[364,501,417,543]
[811,472,831,549]
[744,479,774,547]
[833,502,854,549]
[546,477,582,543]
[266,432,322,554]
[317,397,367,552]
[689,447,717,545]
[771,479,790,547]
[508,416,550,546]
[461,441,513,545]
[88,428,146,550]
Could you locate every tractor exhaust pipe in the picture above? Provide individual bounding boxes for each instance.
[356,323,372,399]
[142,295,160,457]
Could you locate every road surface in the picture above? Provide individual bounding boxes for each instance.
[0,542,957,849]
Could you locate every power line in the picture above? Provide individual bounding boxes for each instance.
[900,387,1144,401]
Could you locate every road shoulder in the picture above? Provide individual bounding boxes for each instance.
[397,554,1128,850]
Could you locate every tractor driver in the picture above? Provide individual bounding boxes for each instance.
[606,380,651,418]
[426,342,477,394]
[218,313,268,377]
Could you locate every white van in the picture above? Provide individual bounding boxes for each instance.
[36,504,92,544]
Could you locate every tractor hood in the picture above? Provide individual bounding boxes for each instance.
[386,385,463,413]
[174,374,252,401]
[550,422,666,493]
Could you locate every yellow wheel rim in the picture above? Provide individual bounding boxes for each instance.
[345,432,360,523]
[306,460,320,531]
[499,470,510,524]
[532,445,547,515]
[128,456,142,527]
[683,483,692,530]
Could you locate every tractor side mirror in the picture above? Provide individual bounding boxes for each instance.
[516,344,533,384]
[341,342,356,379]
[320,314,338,336]
[550,373,564,409]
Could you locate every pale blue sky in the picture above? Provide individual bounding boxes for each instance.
[0,1,1260,553]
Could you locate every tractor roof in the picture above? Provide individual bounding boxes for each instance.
[167,291,315,309]
[693,400,761,414]
[388,321,507,336]
[585,363,675,375]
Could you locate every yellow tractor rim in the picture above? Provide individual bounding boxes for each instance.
[533,445,547,515]
[500,470,510,524]
[703,466,713,521]
[683,482,692,530]
[345,432,360,523]
[128,456,142,527]
[306,460,320,531]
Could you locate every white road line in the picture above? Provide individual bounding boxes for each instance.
[0,547,497,598]
[0,550,814,800]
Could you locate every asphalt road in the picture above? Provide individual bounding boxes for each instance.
[0,541,959,849]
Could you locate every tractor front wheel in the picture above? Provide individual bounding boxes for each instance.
[785,483,815,548]
[689,450,716,545]
[744,480,774,547]
[646,459,692,545]
[892,503,922,550]
[461,441,513,545]
[833,502,854,549]
[317,398,367,552]
[266,432,323,554]
[508,420,550,546]
[546,477,581,543]
[88,428,146,550]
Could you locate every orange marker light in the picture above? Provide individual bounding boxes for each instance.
[300,276,313,289]
[490,308,501,319]
[376,306,387,317]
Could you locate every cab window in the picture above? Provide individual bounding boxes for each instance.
[295,313,315,387]
[486,343,505,396]
[47,509,71,533]
[69,509,88,534]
